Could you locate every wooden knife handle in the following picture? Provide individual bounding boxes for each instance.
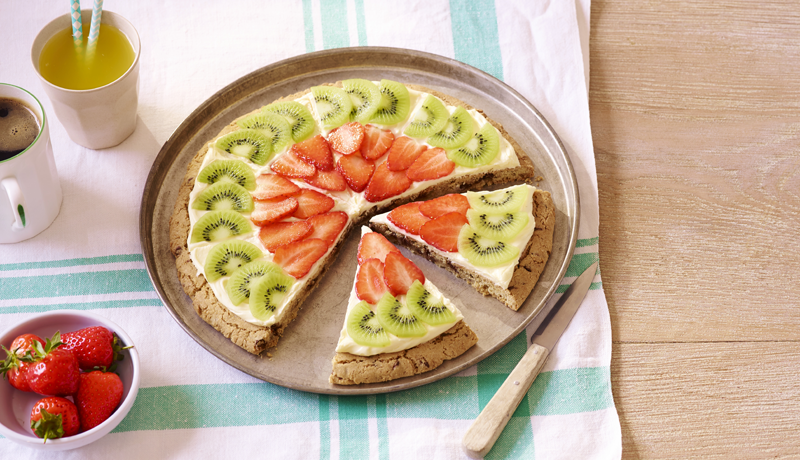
[462,343,550,458]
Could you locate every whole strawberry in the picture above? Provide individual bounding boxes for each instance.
[30,396,81,442]
[61,326,126,371]
[1,333,43,392]
[75,369,124,431]
[25,332,80,396]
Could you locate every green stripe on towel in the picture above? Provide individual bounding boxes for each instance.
[0,269,154,300]
[0,253,144,271]
[320,0,350,49]
[449,0,504,80]
[0,298,163,314]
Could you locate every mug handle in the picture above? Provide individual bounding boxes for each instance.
[1,177,26,230]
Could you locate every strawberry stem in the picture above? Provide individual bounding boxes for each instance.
[31,408,64,443]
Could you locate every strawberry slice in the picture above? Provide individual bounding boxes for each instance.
[419,211,468,252]
[355,258,388,304]
[253,174,302,200]
[250,197,299,226]
[273,238,329,279]
[386,136,427,171]
[360,124,394,160]
[336,153,375,193]
[357,232,401,265]
[383,252,425,296]
[406,147,455,182]
[419,193,470,219]
[305,211,348,245]
[387,202,431,235]
[258,220,312,252]
[364,163,412,203]
[292,134,334,171]
[293,189,335,218]
[270,151,317,179]
[328,121,365,155]
[304,168,347,192]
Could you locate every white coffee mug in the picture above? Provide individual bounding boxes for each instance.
[0,84,62,244]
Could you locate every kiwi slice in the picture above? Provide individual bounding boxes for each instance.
[225,260,284,306]
[262,101,315,143]
[197,160,256,191]
[190,211,252,243]
[369,79,410,126]
[215,129,273,165]
[466,186,527,214]
[405,280,456,326]
[311,86,352,130]
[375,292,427,338]
[203,240,263,282]
[457,225,520,267]
[191,182,254,212]
[237,112,293,154]
[346,301,391,348]
[248,271,294,321]
[446,122,500,168]
[427,107,475,149]
[342,79,382,123]
[403,94,449,138]
[466,209,529,241]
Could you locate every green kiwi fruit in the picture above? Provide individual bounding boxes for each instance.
[369,79,410,126]
[466,186,527,214]
[203,240,263,282]
[466,209,529,241]
[457,225,520,267]
[225,260,284,306]
[375,292,427,338]
[190,211,252,244]
[446,122,500,168]
[197,160,256,191]
[311,86,353,130]
[346,301,391,348]
[342,79,382,123]
[215,129,273,165]
[191,182,254,212]
[248,271,295,321]
[236,112,293,154]
[262,101,315,143]
[427,107,475,149]
[405,280,456,326]
[403,94,449,138]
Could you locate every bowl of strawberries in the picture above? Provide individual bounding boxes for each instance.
[0,310,140,451]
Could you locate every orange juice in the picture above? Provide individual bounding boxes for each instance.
[38,23,135,90]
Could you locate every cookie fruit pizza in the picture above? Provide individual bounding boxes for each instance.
[169,78,554,384]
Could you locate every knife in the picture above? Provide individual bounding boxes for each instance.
[462,260,599,458]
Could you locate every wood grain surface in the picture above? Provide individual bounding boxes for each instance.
[589,0,800,457]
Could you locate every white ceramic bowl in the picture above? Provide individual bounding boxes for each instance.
[0,310,140,451]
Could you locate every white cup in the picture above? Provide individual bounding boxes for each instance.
[30,10,141,150]
[0,84,62,244]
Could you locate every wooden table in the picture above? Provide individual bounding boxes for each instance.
[589,1,800,457]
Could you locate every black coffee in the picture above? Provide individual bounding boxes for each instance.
[0,98,40,161]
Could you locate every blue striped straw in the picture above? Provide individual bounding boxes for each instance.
[85,0,104,60]
[70,0,83,46]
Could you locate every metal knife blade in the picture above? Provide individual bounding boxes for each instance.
[462,261,599,458]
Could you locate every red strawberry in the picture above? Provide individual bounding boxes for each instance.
[355,258,388,304]
[383,252,425,296]
[419,211,468,252]
[386,136,427,171]
[61,326,127,371]
[24,332,80,397]
[291,134,334,171]
[419,193,470,219]
[364,163,412,203]
[270,151,317,179]
[336,153,375,193]
[293,189,335,218]
[253,174,301,200]
[75,370,124,432]
[387,202,431,235]
[304,168,347,192]
[360,124,394,160]
[1,333,43,392]
[305,211,349,246]
[328,121,365,155]
[357,232,400,265]
[273,238,329,278]
[250,197,298,226]
[30,396,80,441]
[406,147,455,182]
[258,220,313,252]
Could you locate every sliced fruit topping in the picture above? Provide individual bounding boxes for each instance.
[342,79,382,123]
[466,209,529,241]
[406,147,455,182]
[360,124,395,160]
[355,258,388,304]
[383,252,425,297]
[250,197,299,226]
[406,279,456,326]
[403,94,449,138]
[215,129,273,165]
[419,193,470,219]
[203,240,262,282]
[386,136,427,171]
[447,122,500,168]
[253,173,301,201]
[336,153,375,193]
[305,211,348,246]
[370,80,411,126]
[457,225,520,267]
[346,301,390,348]
[197,160,256,191]
[304,168,347,192]
[258,220,313,252]
[387,202,430,235]
[249,271,295,321]
[311,86,352,130]
[191,211,251,243]
[270,151,317,179]
[357,232,400,265]
[273,238,329,278]
[427,107,475,150]
[225,260,284,305]
[293,189,335,218]
[192,182,254,212]
[328,121,365,155]
[375,292,427,338]
[466,186,526,214]
[364,162,412,203]
[291,134,334,171]
[236,112,293,154]
[419,211,469,253]
[262,101,315,143]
